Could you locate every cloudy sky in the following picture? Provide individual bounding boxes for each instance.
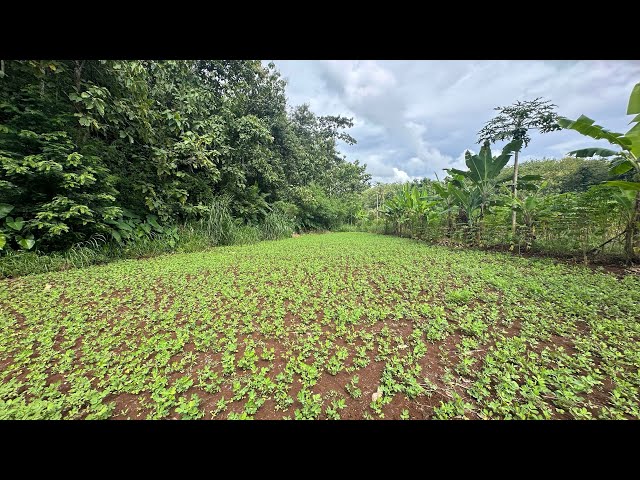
[267,60,640,183]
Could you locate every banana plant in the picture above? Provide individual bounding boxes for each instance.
[444,140,522,244]
[432,180,457,236]
[447,139,523,219]
[449,183,483,228]
[559,82,640,261]
[559,82,640,190]
[381,184,436,237]
[512,181,548,249]
[434,173,483,244]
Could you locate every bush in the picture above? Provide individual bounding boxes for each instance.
[175,225,213,253]
[335,224,361,233]
[290,184,347,231]
[0,194,305,278]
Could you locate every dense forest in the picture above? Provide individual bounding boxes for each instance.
[0,60,370,256]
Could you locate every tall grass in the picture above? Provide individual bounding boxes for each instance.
[233,225,262,245]
[260,211,295,240]
[203,195,236,246]
[0,200,300,279]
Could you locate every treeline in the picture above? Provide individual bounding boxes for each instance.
[0,60,370,255]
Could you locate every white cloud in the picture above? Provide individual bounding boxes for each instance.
[322,60,397,103]
[392,168,415,183]
[270,60,640,183]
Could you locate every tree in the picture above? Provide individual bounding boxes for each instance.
[478,98,560,237]
[558,82,640,262]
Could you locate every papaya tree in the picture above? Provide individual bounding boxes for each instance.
[558,82,640,262]
[478,98,560,238]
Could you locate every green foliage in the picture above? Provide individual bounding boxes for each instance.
[352,84,638,261]
[0,60,369,257]
[259,211,295,240]
[499,157,611,194]
[446,140,522,226]
[478,98,561,148]
[450,140,522,186]
[559,82,640,261]
[290,184,349,230]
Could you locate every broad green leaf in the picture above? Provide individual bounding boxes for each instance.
[626,121,640,137]
[17,235,35,250]
[558,116,631,150]
[567,148,619,158]
[110,229,122,243]
[0,203,14,219]
[7,217,24,232]
[627,82,640,115]
[446,168,468,177]
[116,220,132,231]
[465,142,492,183]
[0,232,5,250]
[628,132,640,158]
[146,215,163,231]
[609,160,634,176]
[122,208,141,220]
[6,216,24,231]
[603,180,640,191]
[611,188,636,212]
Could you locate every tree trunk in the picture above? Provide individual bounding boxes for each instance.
[74,60,84,93]
[625,191,640,263]
[73,60,86,145]
[511,150,520,238]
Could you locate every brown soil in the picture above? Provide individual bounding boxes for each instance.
[472,244,638,277]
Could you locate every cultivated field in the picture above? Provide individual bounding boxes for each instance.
[1,233,639,419]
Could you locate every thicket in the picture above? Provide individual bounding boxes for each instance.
[0,60,370,275]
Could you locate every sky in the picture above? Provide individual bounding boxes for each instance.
[267,60,640,184]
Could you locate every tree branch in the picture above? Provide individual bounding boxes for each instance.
[589,229,627,254]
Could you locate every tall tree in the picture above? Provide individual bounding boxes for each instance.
[477,98,560,237]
